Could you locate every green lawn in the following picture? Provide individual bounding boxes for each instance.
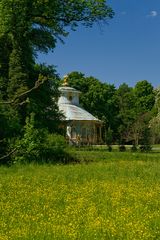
[0,152,160,239]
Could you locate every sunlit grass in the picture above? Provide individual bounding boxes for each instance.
[0,154,160,239]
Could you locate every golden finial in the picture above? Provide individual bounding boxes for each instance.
[62,75,69,86]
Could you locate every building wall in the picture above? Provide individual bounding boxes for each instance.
[66,121,102,145]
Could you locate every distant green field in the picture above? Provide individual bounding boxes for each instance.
[0,152,160,240]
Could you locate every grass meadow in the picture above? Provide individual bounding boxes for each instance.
[0,151,160,240]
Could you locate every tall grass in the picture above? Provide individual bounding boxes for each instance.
[73,149,160,163]
[0,153,160,239]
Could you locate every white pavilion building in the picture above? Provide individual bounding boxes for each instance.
[58,77,102,145]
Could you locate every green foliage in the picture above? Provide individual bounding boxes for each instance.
[107,145,112,152]
[149,114,160,144]
[42,133,72,163]
[27,64,62,133]
[115,83,135,143]
[13,113,46,163]
[131,144,138,152]
[44,135,76,163]
[139,144,152,152]
[154,86,160,112]
[0,105,21,139]
[115,81,155,145]
[0,0,114,54]
[12,113,72,164]
[105,127,113,145]
[0,35,11,99]
[139,126,152,152]
[7,43,29,100]
[149,88,160,144]
[0,104,21,163]
[118,145,126,152]
[134,80,155,113]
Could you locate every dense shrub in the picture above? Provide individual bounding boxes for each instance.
[119,145,126,152]
[139,145,152,153]
[131,144,138,152]
[107,145,112,152]
[41,133,72,163]
[12,114,75,164]
[139,127,152,152]
[12,114,46,163]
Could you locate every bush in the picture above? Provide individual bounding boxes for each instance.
[131,144,138,152]
[139,127,152,153]
[41,133,70,163]
[119,145,126,152]
[12,114,44,163]
[12,114,75,164]
[107,145,112,152]
[139,145,152,153]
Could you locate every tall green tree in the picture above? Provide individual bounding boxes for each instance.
[115,83,136,144]
[114,81,155,145]
[149,87,160,144]
[134,80,155,113]
[125,80,154,146]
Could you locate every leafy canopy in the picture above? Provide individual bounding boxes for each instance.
[0,0,114,54]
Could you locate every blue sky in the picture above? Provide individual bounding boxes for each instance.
[38,0,160,88]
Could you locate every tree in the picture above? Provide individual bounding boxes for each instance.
[131,80,155,146]
[130,112,152,146]
[134,80,155,113]
[115,83,136,144]
[149,114,160,144]
[0,0,114,53]
[154,86,160,112]
[114,81,155,146]
[27,64,63,133]
[149,87,160,144]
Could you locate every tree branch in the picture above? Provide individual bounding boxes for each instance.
[0,74,48,105]
[0,148,17,161]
